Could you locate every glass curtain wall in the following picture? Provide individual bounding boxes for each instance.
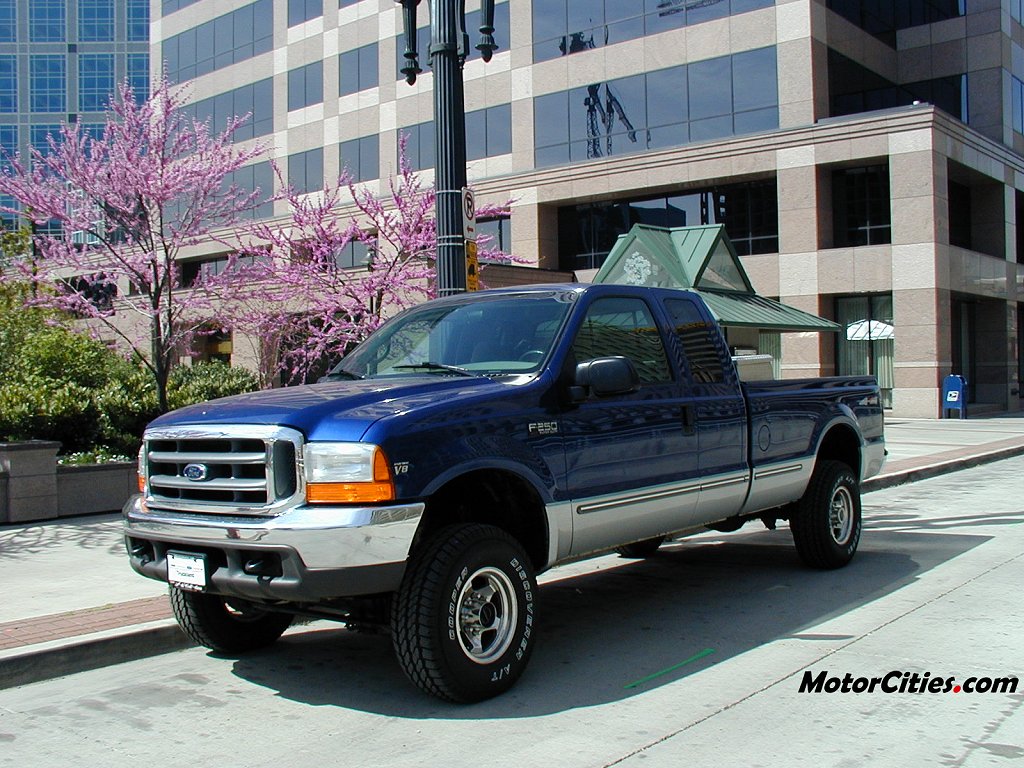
[836,294,894,408]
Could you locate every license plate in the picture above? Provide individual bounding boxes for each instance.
[167,551,207,591]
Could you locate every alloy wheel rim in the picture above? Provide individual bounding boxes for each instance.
[829,485,854,545]
[456,566,518,664]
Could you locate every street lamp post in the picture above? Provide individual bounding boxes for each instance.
[396,0,496,296]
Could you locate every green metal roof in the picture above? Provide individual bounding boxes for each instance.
[698,290,840,332]
[592,224,838,333]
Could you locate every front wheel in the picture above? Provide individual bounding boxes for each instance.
[169,588,292,653]
[790,460,862,569]
[392,524,538,703]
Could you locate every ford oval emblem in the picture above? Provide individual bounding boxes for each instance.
[182,463,208,482]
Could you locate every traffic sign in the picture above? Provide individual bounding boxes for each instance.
[466,239,479,291]
[462,187,476,241]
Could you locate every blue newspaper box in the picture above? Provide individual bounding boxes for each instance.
[942,374,967,419]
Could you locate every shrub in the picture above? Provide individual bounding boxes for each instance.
[0,376,100,451]
[167,360,260,411]
[0,283,263,456]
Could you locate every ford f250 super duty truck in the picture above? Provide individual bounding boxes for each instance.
[124,283,885,702]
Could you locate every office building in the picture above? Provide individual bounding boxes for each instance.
[155,0,1023,416]
[0,0,149,226]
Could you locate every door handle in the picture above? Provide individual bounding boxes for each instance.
[681,404,696,435]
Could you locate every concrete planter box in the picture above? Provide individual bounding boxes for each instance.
[0,441,61,524]
[56,462,136,517]
[0,442,135,524]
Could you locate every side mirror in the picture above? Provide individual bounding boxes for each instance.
[571,356,639,401]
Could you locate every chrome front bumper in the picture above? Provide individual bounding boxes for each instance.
[123,495,425,601]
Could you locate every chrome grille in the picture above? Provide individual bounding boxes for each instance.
[142,425,303,515]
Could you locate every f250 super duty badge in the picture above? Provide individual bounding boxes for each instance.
[528,422,558,436]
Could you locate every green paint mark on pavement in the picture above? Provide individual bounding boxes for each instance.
[624,648,716,689]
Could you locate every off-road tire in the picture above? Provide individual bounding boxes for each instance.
[614,536,665,558]
[790,460,862,569]
[169,587,292,653]
[391,524,537,703]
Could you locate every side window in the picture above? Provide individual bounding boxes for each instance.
[664,298,727,384]
[571,297,672,384]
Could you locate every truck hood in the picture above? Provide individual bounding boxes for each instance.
[149,376,513,442]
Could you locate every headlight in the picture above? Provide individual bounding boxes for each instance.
[303,443,395,504]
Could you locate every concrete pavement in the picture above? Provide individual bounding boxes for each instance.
[2,413,1023,690]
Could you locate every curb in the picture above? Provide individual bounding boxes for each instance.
[862,443,1024,493]
[0,620,194,691]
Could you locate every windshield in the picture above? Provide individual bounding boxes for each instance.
[332,291,575,379]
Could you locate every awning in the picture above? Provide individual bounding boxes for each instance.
[591,224,839,333]
[697,290,840,332]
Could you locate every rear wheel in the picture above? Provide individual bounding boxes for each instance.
[790,460,861,569]
[615,536,665,558]
[392,524,537,703]
[169,588,292,653]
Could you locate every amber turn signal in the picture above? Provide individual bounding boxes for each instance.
[305,447,395,504]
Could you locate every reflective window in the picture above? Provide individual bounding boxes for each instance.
[948,180,971,250]
[828,0,964,45]
[1015,76,1024,136]
[0,0,15,42]
[288,147,323,194]
[394,1,509,78]
[127,53,148,104]
[78,0,113,41]
[339,42,378,96]
[0,125,16,227]
[127,0,148,42]
[0,56,16,113]
[0,124,18,168]
[80,122,103,141]
[78,53,114,112]
[533,0,771,63]
[535,48,777,168]
[339,0,359,6]
[829,49,966,122]
[30,0,65,41]
[836,293,893,408]
[557,180,778,271]
[477,216,512,257]
[162,0,200,16]
[288,0,321,27]
[466,103,511,160]
[336,292,573,378]
[571,296,672,384]
[664,298,726,384]
[401,122,434,171]
[334,238,370,269]
[165,0,273,82]
[30,55,66,113]
[222,161,274,220]
[184,79,273,141]
[339,134,379,182]
[288,61,323,111]
[832,165,891,247]
[30,124,61,155]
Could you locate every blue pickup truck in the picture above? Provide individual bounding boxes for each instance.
[124,283,884,702]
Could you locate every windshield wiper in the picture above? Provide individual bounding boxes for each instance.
[321,369,364,381]
[393,362,475,377]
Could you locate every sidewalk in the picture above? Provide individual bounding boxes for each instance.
[2,413,1023,689]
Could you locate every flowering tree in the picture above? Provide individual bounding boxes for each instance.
[212,143,513,385]
[0,75,267,412]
